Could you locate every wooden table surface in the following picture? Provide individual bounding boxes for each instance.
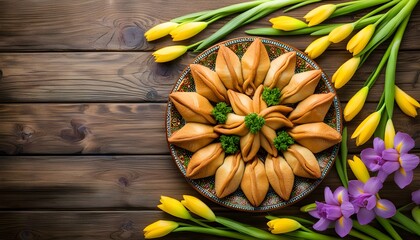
[0,1,419,239]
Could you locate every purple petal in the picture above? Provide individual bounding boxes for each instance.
[377,170,389,182]
[382,149,399,161]
[394,168,413,189]
[411,189,420,205]
[357,208,375,225]
[341,202,355,218]
[334,186,349,203]
[394,132,415,153]
[382,161,400,174]
[365,195,377,211]
[400,153,420,171]
[325,205,342,220]
[325,187,338,205]
[374,199,396,218]
[309,208,321,219]
[335,217,353,237]
[348,180,365,197]
[313,218,331,231]
[373,137,385,154]
[360,148,383,172]
[364,177,383,194]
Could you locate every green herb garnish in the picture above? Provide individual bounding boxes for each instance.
[220,135,240,154]
[244,113,265,134]
[274,130,294,152]
[262,87,281,106]
[212,102,232,124]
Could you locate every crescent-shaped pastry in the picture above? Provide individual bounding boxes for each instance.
[252,85,268,114]
[265,154,294,201]
[280,69,322,104]
[283,144,321,179]
[288,92,335,124]
[169,92,216,124]
[241,158,269,207]
[227,89,253,116]
[168,123,218,152]
[241,38,270,96]
[288,122,342,153]
[190,64,227,103]
[240,132,261,162]
[259,125,278,156]
[214,113,248,136]
[186,143,225,179]
[216,45,244,93]
[215,152,245,198]
[258,106,293,130]
[264,51,296,90]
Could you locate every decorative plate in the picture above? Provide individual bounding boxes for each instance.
[166,37,342,212]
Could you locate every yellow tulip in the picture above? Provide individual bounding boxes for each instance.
[158,196,191,219]
[348,156,370,183]
[384,119,395,149]
[347,24,376,55]
[181,195,216,221]
[304,4,336,27]
[328,23,354,43]
[351,110,381,146]
[144,22,179,41]
[395,85,420,117]
[332,57,360,89]
[143,220,178,239]
[152,45,188,62]
[267,218,301,234]
[344,86,369,121]
[269,16,308,31]
[304,36,331,59]
[170,22,208,41]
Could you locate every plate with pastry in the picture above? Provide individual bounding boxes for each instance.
[166,37,342,212]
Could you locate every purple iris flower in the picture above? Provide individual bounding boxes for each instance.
[361,132,419,188]
[309,186,355,237]
[348,177,396,225]
[412,189,420,205]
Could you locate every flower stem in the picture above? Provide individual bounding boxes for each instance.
[190,217,215,228]
[173,226,256,240]
[376,216,402,240]
[392,211,420,236]
[348,229,376,240]
[352,220,392,240]
[285,230,340,240]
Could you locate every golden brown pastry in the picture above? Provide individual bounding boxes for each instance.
[213,113,248,136]
[264,51,296,90]
[280,69,322,104]
[168,123,219,152]
[227,89,253,116]
[259,125,278,156]
[240,132,260,162]
[186,143,225,179]
[241,38,270,96]
[190,64,227,103]
[288,122,342,153]
[258,106,293,130]
[169,92,216,125]
[265,154,294,201]
[216,45,244,93]
[283,144,321,179]
[241,158,269,207]
[288,92,335,124]
[252,85,268,114]
[215,152,245,198]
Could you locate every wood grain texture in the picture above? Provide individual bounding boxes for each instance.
[0,51,418,103]
[0,103,419,155]
[0,0,419,51]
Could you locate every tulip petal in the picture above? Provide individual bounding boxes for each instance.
[374,199,396,219]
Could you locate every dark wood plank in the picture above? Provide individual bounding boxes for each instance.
[0,103,418,155]
[0,51,418,103]
[0,0,419,51]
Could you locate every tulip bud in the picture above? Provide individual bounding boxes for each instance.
[348,156,370,183]
[181,195,216,221]
[170,22,208,41]
[304,36,331,59]
[344,86,369,121]
[332,57,360,89]
[269,16,308,31]
[328,23,354,43]
[351,110,381,146]
[267,218,301,234]
[157,196,191,219]
[304,4,336,26]
[152,45,188,62]
[395,86,420,117]
[384,119,395,149]
[144,22,179,41]
[347,24,376,55]
[143,220,179,239]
